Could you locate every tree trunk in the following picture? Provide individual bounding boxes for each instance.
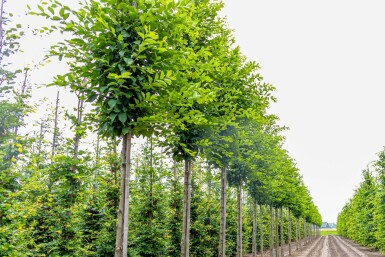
[115,131,132,257]
[269,205,274,257]
[280,208,284,257]
[237,178,243,257]
[148,136,154,228]
[303,220,306,245]
[13,69,28,138]
[219,166,227,257]
[180,158,192,257]
[288,210,292,256]
[73,97,84,158]
[51,91,60,161]
[275,208,279,257]
[296,219,300,252]
[93,135,100,197]
[252,199,257,257]
[260,205,264,257]
[0,0,5,58]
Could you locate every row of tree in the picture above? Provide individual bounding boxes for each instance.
[337,148,385,252]
[1,0,321,256]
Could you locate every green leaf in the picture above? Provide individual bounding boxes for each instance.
[122,127,129,135]
[123,58,133,65]
[86,93,97,102]
[120,71,132,79]
[108,99,117,108]
[48,6,54,14]
[118,113,127,123]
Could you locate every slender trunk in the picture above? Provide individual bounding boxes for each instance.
[68,97,83,205]
[115,132,132,257]
[303,220,306,245]
[288,210,292,256]
[148,137,153,228]
[252,199,257,257]
[280,208,284,257]
[275,208,279,257]
[0,0,5,59]
[73,97,84,158]
[113,137,118,186]
[180,158,192,257]
[13,69,28,137]
[219,166,227,257]
[51,91,59,161]
[237,178,243,257]
[269,205,274,257]
[296,219,300,252]
[93,135,100,201]
[260,205,264,257]
[37,121,44,158]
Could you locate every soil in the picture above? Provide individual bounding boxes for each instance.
[245,236,385,257]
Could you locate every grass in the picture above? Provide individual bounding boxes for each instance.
[320,229,338,236]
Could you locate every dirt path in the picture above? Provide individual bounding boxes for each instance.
[245,236,385,257]
[297,235,385,257]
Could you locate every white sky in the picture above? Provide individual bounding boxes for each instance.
[222,0,385,222]
[6,0,385,223]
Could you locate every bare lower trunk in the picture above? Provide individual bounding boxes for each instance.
[296,219,300,252]
[51,91,60,161]
[73,97,84,158]
[13,69,28,138]
[275,208,279,257]
[280,208,284,257]
[269,205,274,257]
[237,179,243,257]
[219,166,227,257]
[180,159,192,257]
[260,205,264,257]
[115,132,132,257]
[0,0,5,59]
[252,199,257,257]
[288,210,292,256]
[303,220,306,245]
[93,135,100,198]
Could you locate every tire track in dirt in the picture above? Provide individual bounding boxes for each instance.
[319,235,330,257]
[328,235,343,257]
[297,236,324,257]
[334,235,368,257]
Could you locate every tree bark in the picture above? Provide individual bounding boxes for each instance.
[288,210,292,256]
[237,178,243,257]
[180,158,192,257]
[51,91,60,161]
[275,208,279,257]
[13,69,28,138]
[252,199,257,257]
[280,208,284,257]
[219,166,227,257]
[0,0,5,59]
[115,131,132,257]
[296,219,300,252]
[269,205,274,257]
[73,97,84,158]
[260,205,264,257]
[303,220,306,245]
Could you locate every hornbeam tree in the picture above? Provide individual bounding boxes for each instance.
[33,1,204,256]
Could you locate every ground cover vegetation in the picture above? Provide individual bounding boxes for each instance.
[0,0,322,256]
[337,148,385,253]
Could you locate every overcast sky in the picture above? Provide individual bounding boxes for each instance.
[222,0,385,222]
[7,0,385,223]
